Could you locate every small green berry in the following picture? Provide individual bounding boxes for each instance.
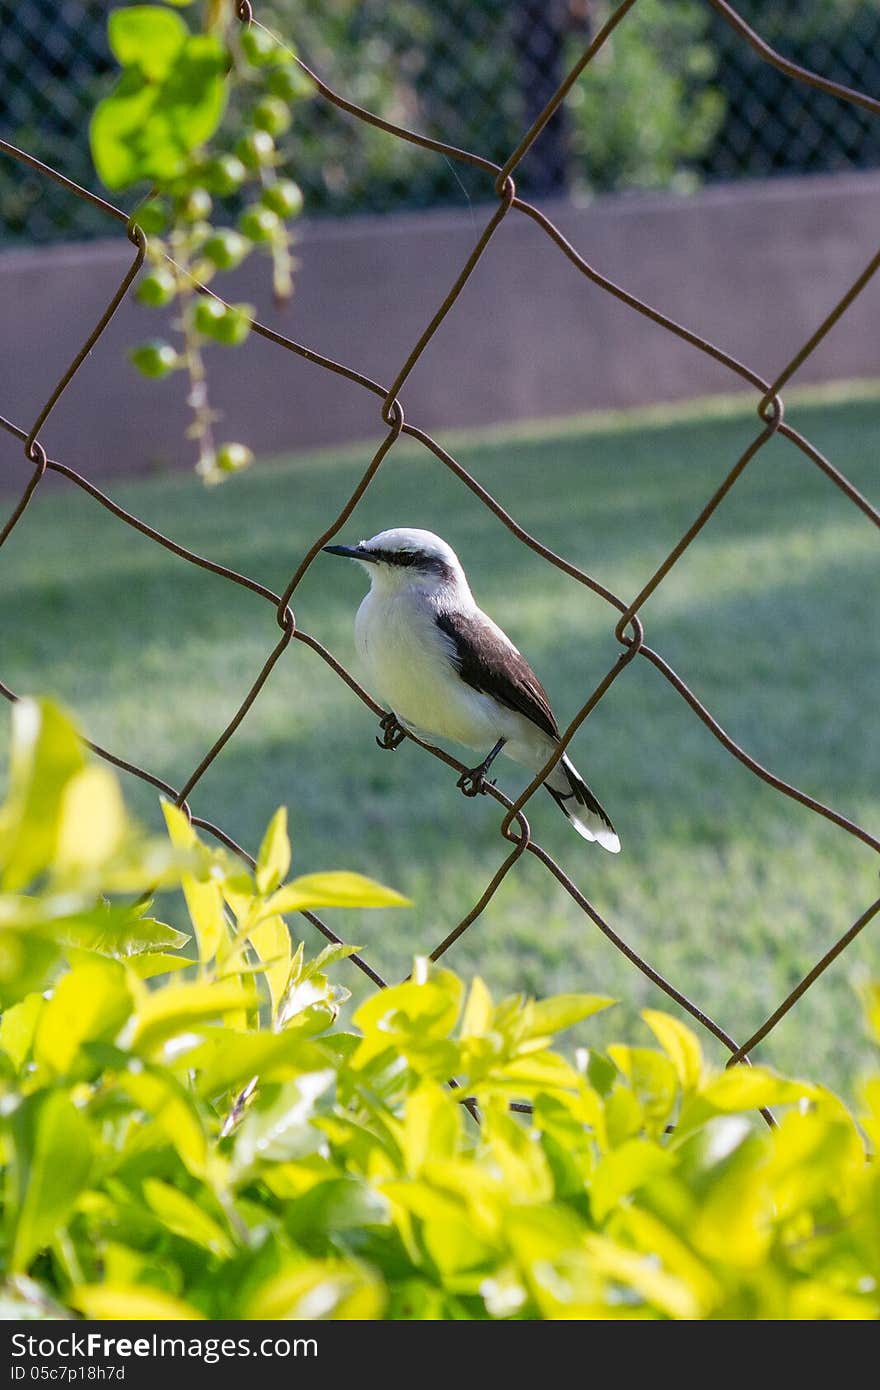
[260,179,303,219]
[235,130,276,169]
[201,229,252,271]
[240,27,282,66]
[207,154,248,195]
[177,188,213,222]
[267,65,314,101]
[133,200,168,236]
[216,442,254,473]
[136,268,177,308]
[238,205,281,242]
[253,97,292,137]
[129,341,179,379]
[192,298,253,346]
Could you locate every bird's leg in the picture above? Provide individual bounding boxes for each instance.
[376,710,407,750]
[457,738,506,798]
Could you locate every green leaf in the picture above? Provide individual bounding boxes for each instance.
[0,699,85,891]
[691,1135,771,1268]
[523,994,615,1039]
[245,1260,384,1320]
[585,1233,701,1319]
[641,1009,703,1092]
[142,1179,233,1257]
[108,6,187,80]
[118,1067,207,1177]
[34,957,132,1078]
[255,807,291,895]
[54,766,126,874]
[62,906,189,959]
[297,941,362,984]
[0,932,60,1010]
[192,1030,328,1098]
[283,1177,389,1239]
[607,1045,679,1136]
[0,993,44,1072]
[590,1138,673,1221]
[125,952,192,979]
[90,32,227,190]
[459,975,493,1037]
[133,978,256,1052]
[248,914,291,1020]
[265,871,410,916]
[695,1066,814,1115]
[488,1051,584,1094]
[402,1084,462,1175]
[353,963,464,1069]
[8,1092,93,1271]
[73,1285,204,1320]
[484,1103,553,1202]
[161,802,225,964]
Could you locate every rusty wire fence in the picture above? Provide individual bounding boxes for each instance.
[1,0,879,1119]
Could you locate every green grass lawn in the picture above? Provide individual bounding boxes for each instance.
[2,385,878,1096]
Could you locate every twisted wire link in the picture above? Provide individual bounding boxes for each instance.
[1,2,878,1124]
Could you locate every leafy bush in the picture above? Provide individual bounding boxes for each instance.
[566,0,725,194]
[1,699,879,1320]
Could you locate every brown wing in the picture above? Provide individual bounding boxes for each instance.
[435,610,559,741]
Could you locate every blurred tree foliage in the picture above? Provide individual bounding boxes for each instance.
[565,0,725,194]
[264,0,725,206]
[4,0,880,244]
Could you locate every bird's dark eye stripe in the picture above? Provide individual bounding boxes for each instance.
[362,547,454,578]
[369,548,421,567]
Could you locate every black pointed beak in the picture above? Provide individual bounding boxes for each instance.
[322,543,376,561]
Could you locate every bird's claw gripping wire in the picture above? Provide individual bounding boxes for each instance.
[457,740,505,798]
[376,711,407,750]
[457,767,497,797]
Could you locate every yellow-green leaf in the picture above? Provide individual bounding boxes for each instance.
[161,801,225,963]
[125,952,192,980]
[523,994,615,1039]
[142,1179,233,1257]
[585,1233,700,1319]
[118,1068,207,1177]
[8,1092,92,1271]
[133,978,256,1052]
[34,958,132,1077]
[0,993,44,1072]
[696,1066,814,1114]
[459,976,493,1038]
[402,1084,462,1175]
[246,1260,384,1320]
[641,1009,703,1092]
[607,1046,679,1136]
[74,1285,204,1320]
[484,1103,553,1202]
[0,699,85,891]
[193,1030,328,1098]
[265,871,410,916]
[249,914,291,1019]
[54,765,126,874]
[590,1139,672,1221]
[256,806,291,895]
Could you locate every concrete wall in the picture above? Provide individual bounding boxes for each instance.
[2,170,880,484]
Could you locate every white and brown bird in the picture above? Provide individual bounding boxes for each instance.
[323,527,620,853]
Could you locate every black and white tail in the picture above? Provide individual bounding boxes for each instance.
[545,754,620,853]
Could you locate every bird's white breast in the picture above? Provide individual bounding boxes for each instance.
[355,588,502,748]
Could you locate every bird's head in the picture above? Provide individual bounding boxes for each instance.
[323,528,468,597]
